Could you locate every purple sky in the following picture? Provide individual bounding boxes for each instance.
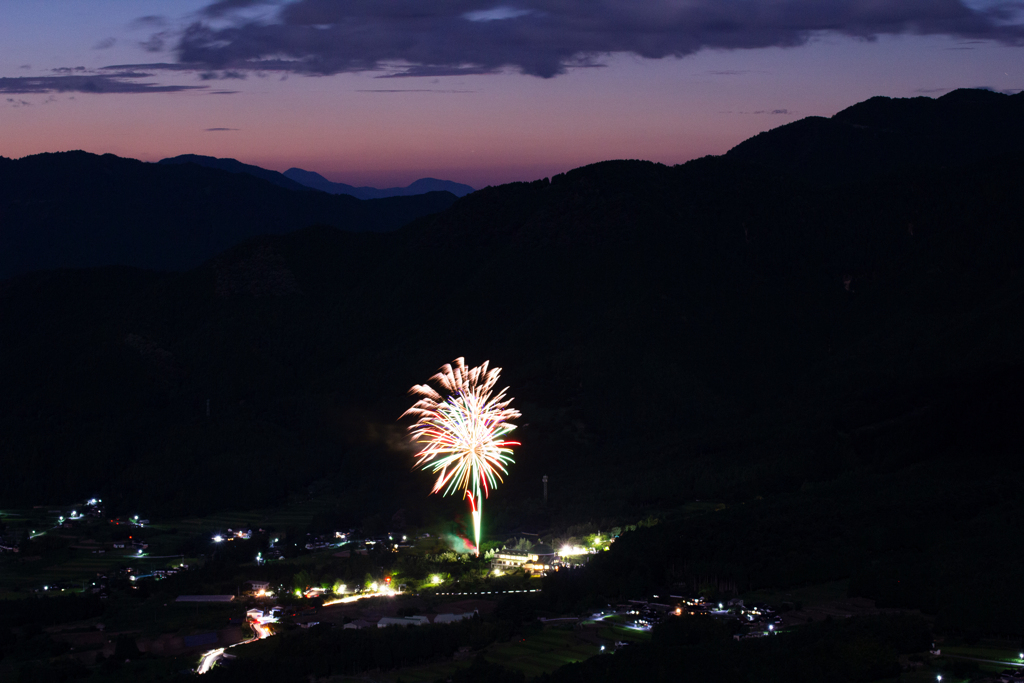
[2,0,1022,188]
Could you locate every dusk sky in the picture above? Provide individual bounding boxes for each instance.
[2,0,1022,188]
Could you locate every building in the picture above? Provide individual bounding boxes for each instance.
[492,550,536,570]
[492,549,553,575]
[343,619,376,630]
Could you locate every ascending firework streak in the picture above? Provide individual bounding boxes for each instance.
[403,358,521,556]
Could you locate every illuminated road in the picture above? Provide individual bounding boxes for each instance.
[196,619,273,674]
[197,648,225,674]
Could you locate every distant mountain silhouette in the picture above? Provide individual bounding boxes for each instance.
[0,151,458,278]
[157,154,312,192]
[284,167,475,199]
[726,88,1024,184]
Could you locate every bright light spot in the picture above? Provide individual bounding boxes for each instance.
[431,575,442,585]
[768,624,774,631]
[130,576,136,582]
[371,582,379,592]
[134,515,138,520]
[559,545,588,556]
[600,645,605,651]
[295,589,302,597]
[213,535,223,543]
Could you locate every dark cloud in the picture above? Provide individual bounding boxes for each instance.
[974,85,1024,93]
[94,37,117,50]
[141,32,170,52]
[131,15,169,29]
[6,98,32,108]
[151,0,1024,79]
[199,70,247,80]
[202,0,278,18]
[0,74,208,95]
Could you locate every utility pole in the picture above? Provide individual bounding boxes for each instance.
[542,475,548,505]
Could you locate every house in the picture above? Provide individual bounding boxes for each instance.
[343,619,377,629]
[492,550,536,569]
[246,581,270,595]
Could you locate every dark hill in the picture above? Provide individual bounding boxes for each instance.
[157,153,313,192]
[0,151,458,278]
[726,88,1024,184]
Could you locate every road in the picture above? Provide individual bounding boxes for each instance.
[197,648,225,674]
[196,619,273,674]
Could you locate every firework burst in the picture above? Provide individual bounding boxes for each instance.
[403,358,521,555]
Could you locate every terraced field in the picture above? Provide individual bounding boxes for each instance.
[369,627,601,682]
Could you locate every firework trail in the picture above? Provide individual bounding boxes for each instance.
[404,358,520,555]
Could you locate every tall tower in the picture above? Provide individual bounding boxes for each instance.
[542,475,548,505]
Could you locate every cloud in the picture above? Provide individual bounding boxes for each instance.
[6,98,32,108]
[141,32,169,52]
[202,0,278,18]
[131,15,169,29]
[134,0,1024,79]
[205,127,239,130]
[0,73,208,95]
[94,37,117,50]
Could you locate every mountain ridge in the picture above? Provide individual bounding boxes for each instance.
[0,151,458,279]
[283,167,475,199]
[725,87,1024,184]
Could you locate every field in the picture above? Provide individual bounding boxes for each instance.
[341,627,602,683]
